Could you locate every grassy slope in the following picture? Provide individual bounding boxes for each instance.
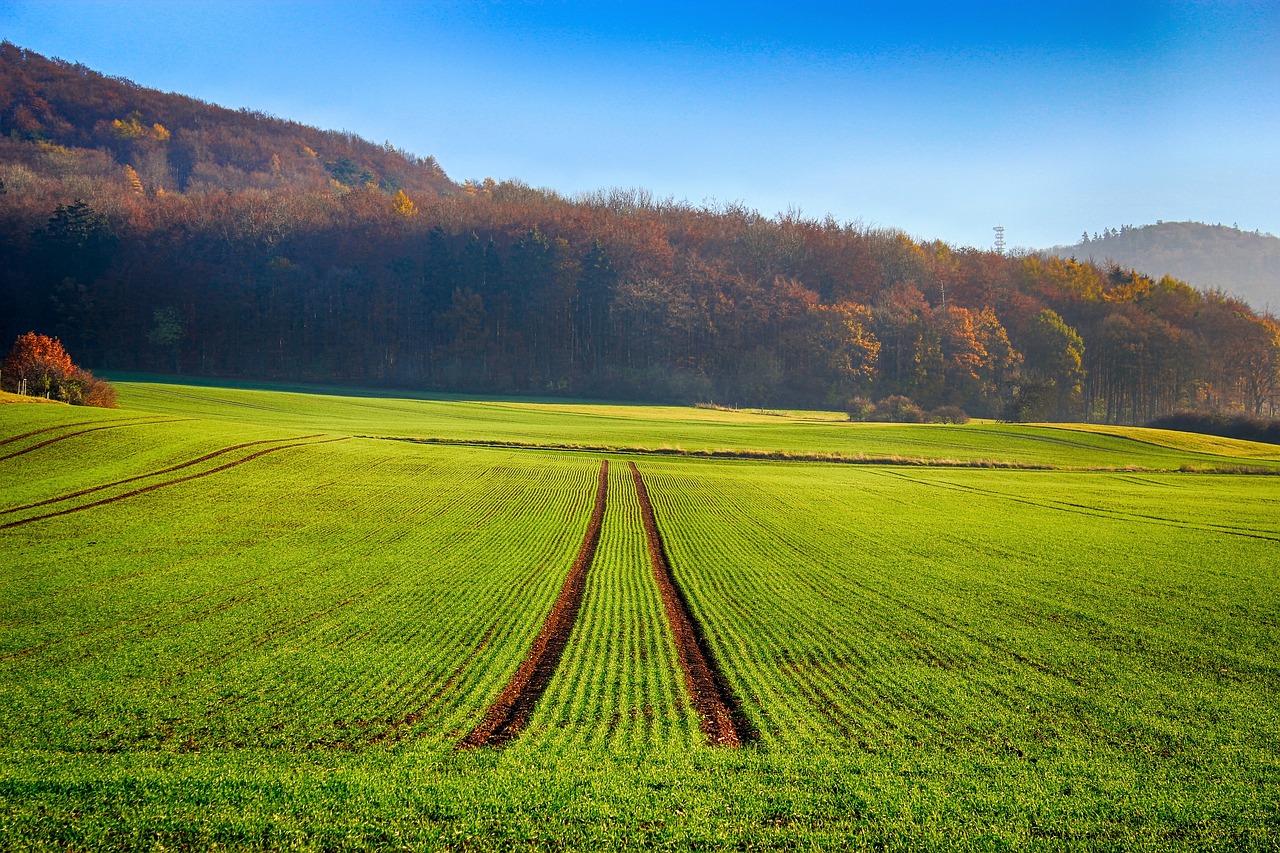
[1,382,1278,849]
[114,379,1280,471]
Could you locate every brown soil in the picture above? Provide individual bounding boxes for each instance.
[0,436,346,530]
[459,459,609,748]
[1,435,322,515]
[0,419,182,461]
[629,461,753,747]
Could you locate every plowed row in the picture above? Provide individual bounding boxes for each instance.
[629,461,752,746]
[461,460,610,747]
[460,460,749,749]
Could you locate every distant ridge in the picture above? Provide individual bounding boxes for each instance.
[1,44,1277,424]
[1047,222,1280,312]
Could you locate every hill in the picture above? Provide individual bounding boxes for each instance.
[1048,222,1280,312]
[1,43,1278,424]
[0,42,452,197]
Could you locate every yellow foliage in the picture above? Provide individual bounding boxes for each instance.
[151,123,170,142]
[123,165,144,195]
[111,117,145,140]
[392,189,418,217]
[1104,270,1153,303]
[302,146,318,158]
[462,178,495,198]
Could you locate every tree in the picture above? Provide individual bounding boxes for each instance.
[1019,309,1085,420]
[1,332,116,406]
[392,189,417,217]
[33,200,118,292]
[2,331,74,396]
[147,307,185,372]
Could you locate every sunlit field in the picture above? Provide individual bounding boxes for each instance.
[2,380,1277,850]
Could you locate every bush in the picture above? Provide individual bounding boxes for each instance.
[845,396,875,422]
[1148,411,1280,445]
[931,405,970,424]
[869,395,926,423]
[2,333,116,407]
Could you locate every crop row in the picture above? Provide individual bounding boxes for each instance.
[5,404,1276,769]
[518,461,701,750]
[0,437,601,751]
[639,458,1280,776]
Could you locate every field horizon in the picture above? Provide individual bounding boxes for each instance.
[2,378,1277,850]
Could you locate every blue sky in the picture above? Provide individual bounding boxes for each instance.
[3,0,1277,249]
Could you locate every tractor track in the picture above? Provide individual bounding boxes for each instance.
[1,435,323,515]
[0,419,186,462]
[0,416,160,447]
[460,459,609,748]
[629,461,754,747]
[0,436,347,530]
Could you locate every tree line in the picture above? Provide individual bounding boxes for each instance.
[2,43,1277,422]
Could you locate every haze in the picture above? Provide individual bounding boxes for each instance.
[3,0,1277,249]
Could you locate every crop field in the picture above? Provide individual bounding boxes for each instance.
[1,379,1278,850]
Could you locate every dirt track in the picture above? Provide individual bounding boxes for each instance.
[0,417,160,448]
[460,459,609,748]
[0,436,346,530]
[629,461,753,747]
[1,435,322,515]
[0,419,181,461]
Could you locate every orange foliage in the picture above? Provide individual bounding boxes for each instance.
[3,331,74,384]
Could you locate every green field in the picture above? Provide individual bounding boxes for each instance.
[2,379,1278,850]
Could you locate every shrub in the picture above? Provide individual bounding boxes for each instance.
[931,405,970,424]
[2,333,116,407]
[1148,411,1280,445]
[870,395,926,423]
[845,396,875,422]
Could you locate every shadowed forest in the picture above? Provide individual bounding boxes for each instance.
[2,43,1277,422]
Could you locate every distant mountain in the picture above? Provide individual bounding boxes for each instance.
[1047,222,1280,312]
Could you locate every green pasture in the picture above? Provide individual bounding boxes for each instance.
[1,380,1277,849]
[107,376,1280,471]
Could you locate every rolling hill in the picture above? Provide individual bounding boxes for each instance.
[1048,221,1280,312]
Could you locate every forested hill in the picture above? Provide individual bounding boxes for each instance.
[0,42,452,197]
[1049,222,1280,312]
[2,44,1278,424]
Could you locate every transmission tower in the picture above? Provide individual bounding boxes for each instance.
[993,225,1006,255]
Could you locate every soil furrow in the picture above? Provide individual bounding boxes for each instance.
[0,419,185,462]
[0,437,347,530]
[629,461,754,747]
[0,416,159,447]
[0,435,323,515]
[460,459,608,748]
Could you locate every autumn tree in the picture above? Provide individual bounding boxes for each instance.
[2,331,73,396]
[0,332,114,406]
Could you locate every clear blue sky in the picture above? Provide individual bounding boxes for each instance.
[3,0,1277,249]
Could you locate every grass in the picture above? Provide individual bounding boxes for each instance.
[0,390,65,405]
[107,377,1280,471]
[1,379,1277,849]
